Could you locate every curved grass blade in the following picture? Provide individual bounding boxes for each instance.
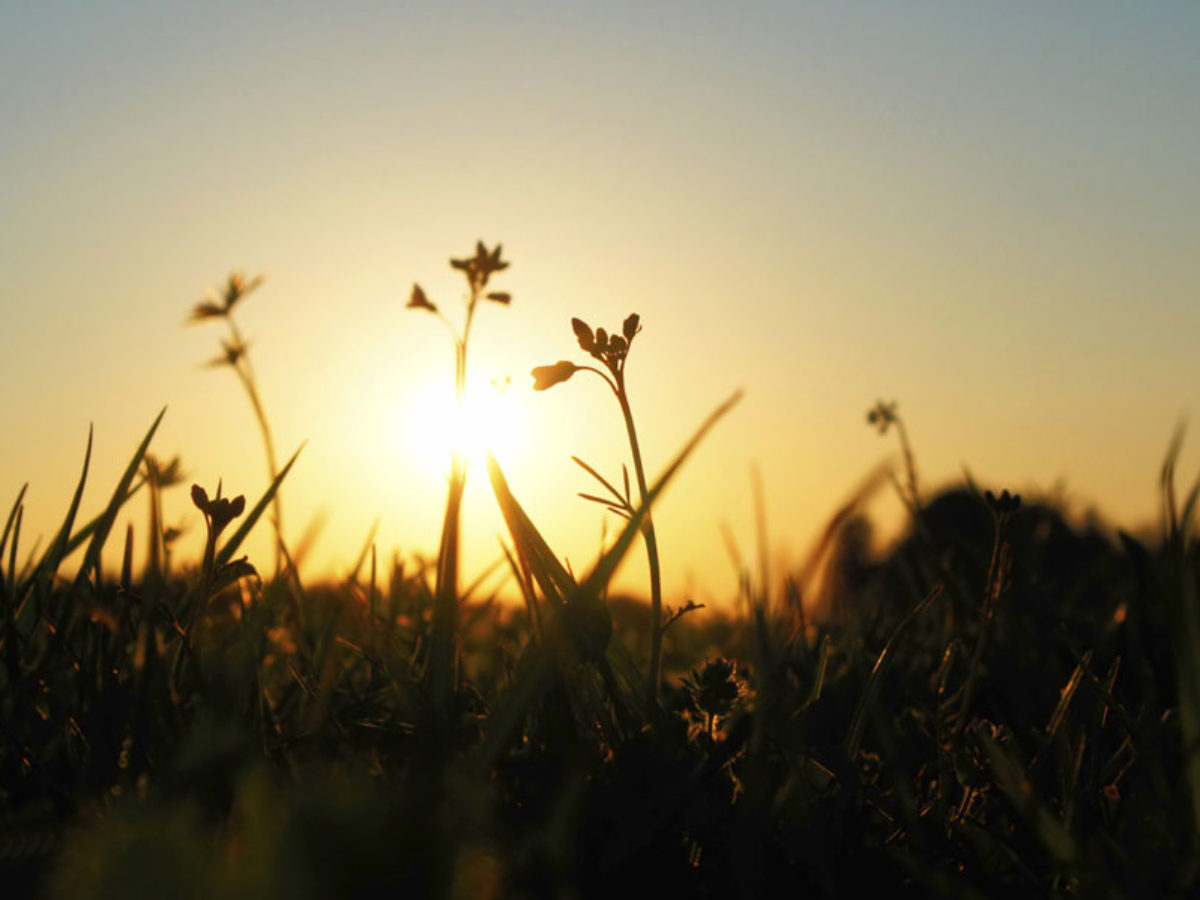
[345,518,380,585]
[576,389,743,604]
[979,731,1078,867]
[77,407,166,583]
[28,425,93,587]
[5,505,22,604]
[61,479,146,561]
[0,483,28,572]
[215,443,304,568]
[487,457,577,605]
[483,389,741,739]
[844,583,943,759]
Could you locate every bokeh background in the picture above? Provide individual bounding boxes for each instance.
[2,1,1197,606]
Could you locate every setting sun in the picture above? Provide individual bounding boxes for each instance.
[397,375,530,477]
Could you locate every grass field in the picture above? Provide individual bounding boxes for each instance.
[2,249,1199,898]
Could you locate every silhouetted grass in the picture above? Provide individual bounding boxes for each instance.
[1,250,1198,897]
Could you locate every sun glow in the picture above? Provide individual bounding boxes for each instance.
[397,376,529,476]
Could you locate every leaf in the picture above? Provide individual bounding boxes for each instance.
[577,493,631,518]
[844,583,942,759]
[486,292,511,304]
[571,456,626,506]
[30,425,93,585]
[188,300,225,323]
[212,556,259,595]
[59,481,146,561]
[575,389,743,606]
[980,731,1078,865]
[486,457,577,606]
[0,483,28,576]
[77,407,167,583]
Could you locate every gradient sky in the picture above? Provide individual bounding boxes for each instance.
[2,2,1198,606]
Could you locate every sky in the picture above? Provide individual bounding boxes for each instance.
[2,1,1198,607]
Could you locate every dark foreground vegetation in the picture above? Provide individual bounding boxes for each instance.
[3,249,1200,897]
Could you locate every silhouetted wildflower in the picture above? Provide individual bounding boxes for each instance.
[450,241,509,293]
[407,283,437,313]
[985,488,1022,519]
[191,484,246,539]
[867,400,898,434]
[188,272,263,322]
[207,338,248,369]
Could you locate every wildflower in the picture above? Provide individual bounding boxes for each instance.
[191,484,246,541]
[866,400,898,434]
[143,454,184,487]
[207,338,248,369]
[188,272,264,323]
[449,241,509,293]
[408,283,437,313]
[984,488,1021,518]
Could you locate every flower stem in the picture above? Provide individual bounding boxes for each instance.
[614,372,664,706]
[226,317,283,574]
[431,291,477,719]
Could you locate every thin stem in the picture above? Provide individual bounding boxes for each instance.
[614,370,664,706]
[955,518,1007,729]
[894,416,921,518]
[146,473,162,582]
[226,316,283,573]
[431,286,478,721]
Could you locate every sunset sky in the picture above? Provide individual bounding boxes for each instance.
[2,2,1198,606]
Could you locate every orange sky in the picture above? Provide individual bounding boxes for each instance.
[2,3,1198,606]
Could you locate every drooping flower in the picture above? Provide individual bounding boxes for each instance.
[407,283,437,313]
[531,360,578,391]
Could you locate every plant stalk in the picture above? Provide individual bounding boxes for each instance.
[614,372,664,706]
[226,317,283,573]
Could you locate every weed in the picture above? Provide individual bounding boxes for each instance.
[189,273,283,573]
[407,241,511,724]
[532,312,672,705]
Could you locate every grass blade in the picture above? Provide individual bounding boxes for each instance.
[576,390,743,605]
[844,583,942,759]
[28,424,93,587]
[61,479,146,561]
[487,457,577,605]
[77,407,166,583]
[0,483,28,572]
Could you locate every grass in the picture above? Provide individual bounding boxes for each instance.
[1,245,1199,897]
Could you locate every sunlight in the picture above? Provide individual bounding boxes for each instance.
[395,375,529,476]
